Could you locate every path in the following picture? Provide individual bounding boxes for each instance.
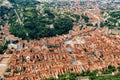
[0,55,12,78]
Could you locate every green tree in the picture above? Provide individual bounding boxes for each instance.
[81,14,89,23]
[0,42,8,54]
[10,23,28,39]
[102,65,116,74]
[117,66,120,72]
[54,16,73,35]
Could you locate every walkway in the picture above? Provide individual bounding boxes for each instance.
[0,54,12,78]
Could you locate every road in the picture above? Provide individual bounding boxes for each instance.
[0,55,12,78]
[14,9,23,25]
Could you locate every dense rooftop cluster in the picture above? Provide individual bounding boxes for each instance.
[0,24,120,79]
[0,0,120,80]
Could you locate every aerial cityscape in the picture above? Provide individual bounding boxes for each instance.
[0,0,120,80]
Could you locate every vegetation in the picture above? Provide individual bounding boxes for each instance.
[0,0,73,40]
[45,65,120,80]
[102,65,116,74]
[86,23,93,26]
[103,11,120,29]
[45,70,98,80]
[90,73,120,80]
[71,14,80,22]
[64,12,80,22]
[6,68,11,72]
[9,14,73,40]
[0,42,8,54]
[81,14,89,23]
[109,11,120,19]
[117,66,120,72]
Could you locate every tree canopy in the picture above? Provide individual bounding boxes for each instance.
[0,1,74,40]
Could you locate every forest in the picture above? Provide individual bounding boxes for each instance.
[0,0,74,40]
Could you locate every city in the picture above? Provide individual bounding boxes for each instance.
[0,0,120,80]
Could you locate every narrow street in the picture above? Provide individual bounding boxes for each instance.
[0,55,12,78]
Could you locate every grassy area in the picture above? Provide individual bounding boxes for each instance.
[90,73,120,80]
[45,65,120,80]
[45,72,120,80]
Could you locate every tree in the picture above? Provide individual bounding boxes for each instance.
[7,1,74,40]
[10,22,28,39]
[107,18,117,25]
[44,8,55,19]
[0,42,8,54]
[86,23,93,26]
[102,65,116,74]
[54,16,73,35]
[71,14,80,22]
[117,66,120,72]
[110,11,120,19]
[81,14,89,23]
